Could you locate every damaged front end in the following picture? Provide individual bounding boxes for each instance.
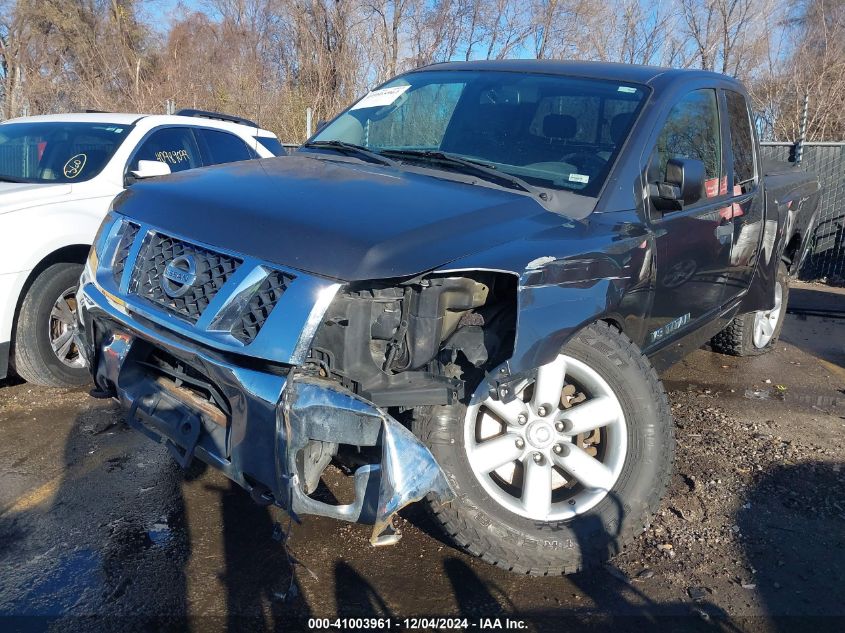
[282,377,451,544]
[77,216,518,544]
[83,298,453,544]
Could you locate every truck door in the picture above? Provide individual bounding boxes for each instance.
[721,90,764,302]
[644,88,734,349]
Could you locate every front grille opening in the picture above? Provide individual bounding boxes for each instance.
[231,270,295,344]
[137,348,231,427]
[131,233,242,323]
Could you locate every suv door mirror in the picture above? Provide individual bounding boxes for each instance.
[651,158,705,211]
[125,160,171,186]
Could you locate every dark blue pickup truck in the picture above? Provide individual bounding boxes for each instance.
[77,60,819,575]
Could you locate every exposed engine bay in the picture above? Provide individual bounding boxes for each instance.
[285,272,517,517]
[306,272,517,409]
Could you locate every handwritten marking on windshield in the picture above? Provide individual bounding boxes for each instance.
[63,153,87,179]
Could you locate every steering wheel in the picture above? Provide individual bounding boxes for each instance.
[560,152,607,175]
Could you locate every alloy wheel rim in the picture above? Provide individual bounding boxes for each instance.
[49,286,85,369]
[752,281,783,348]
[463,354,628,522]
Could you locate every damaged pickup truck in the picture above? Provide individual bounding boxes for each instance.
[77,60,820,575]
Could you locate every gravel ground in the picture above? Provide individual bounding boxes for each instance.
[0,293,843,632]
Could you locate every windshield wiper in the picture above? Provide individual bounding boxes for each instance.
[379,149,550,200]
[300,140,397,167]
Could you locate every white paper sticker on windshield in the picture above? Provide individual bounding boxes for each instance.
[617,86,637,93]
[350,85,411,110]
[569,173,590,184]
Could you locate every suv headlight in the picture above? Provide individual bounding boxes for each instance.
[84,211,119,285]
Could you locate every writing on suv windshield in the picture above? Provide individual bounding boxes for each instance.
[308,70,647,197]
[0,122,130,184]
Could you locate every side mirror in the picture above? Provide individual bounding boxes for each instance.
[651,158,705,211]
[315,119,328,133]
[125,160,171,186]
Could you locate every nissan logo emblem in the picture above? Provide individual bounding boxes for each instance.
[162,254,198,298]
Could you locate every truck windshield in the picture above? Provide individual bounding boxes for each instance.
[0,121,131,183]
[310,70,647,197]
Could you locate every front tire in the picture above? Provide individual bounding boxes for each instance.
[711,262,789,357]
[413,322,674,575]
[12,263,89,388]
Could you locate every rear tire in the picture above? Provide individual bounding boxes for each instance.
[12,263,89,388]
[413,322,674,575]
[711,262,789,357]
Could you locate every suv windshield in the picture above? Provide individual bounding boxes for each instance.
[309,70,647,197]
[0,121,131,183]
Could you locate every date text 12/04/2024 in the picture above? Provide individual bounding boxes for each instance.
[306,617,528,629]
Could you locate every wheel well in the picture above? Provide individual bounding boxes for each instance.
[782,232,803,273]
[601,316,624,332]
[11,245,90,348]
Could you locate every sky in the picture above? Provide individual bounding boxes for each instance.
[141,0,205,33]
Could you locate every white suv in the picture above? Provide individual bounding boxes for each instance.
[0,110,282,387]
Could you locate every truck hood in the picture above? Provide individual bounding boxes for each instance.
[0,181,73,214]
[116,155,590,281]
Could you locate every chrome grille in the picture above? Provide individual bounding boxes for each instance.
[130,233,241,322]
[112,222,139,285]
[230,270,295,344]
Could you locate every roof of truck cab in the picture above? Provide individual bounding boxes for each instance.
[420,59,738,87]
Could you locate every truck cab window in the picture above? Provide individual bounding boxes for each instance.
[652,89,723,198]
[130,127,202,173]
[725,91,757,193]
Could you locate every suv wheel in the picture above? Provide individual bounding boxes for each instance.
[413,322,674,575]
[711,262,789,356]
[12,263,89,388]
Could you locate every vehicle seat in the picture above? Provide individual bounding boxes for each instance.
[598,112,635,160]
[442,103,522,162]
[520,114,577,165]
[36,142,72,180]
[543,114,577,142]
[610,112,633,145]
[77,148,108,175]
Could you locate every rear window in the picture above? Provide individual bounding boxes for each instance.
[195,128,254,164]
[254,136,286,156]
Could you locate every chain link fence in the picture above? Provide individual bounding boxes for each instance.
[761,142,845,284]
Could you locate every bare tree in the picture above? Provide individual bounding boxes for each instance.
[0,0,841,141]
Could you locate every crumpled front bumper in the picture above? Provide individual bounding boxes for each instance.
[77,281,453,544]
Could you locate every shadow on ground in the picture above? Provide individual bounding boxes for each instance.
[738,460,845,631]
[0,405,312,632]
[0,375,24,390]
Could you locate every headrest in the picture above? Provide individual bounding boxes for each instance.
[610,112,634,144]
[542,114,576,140]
